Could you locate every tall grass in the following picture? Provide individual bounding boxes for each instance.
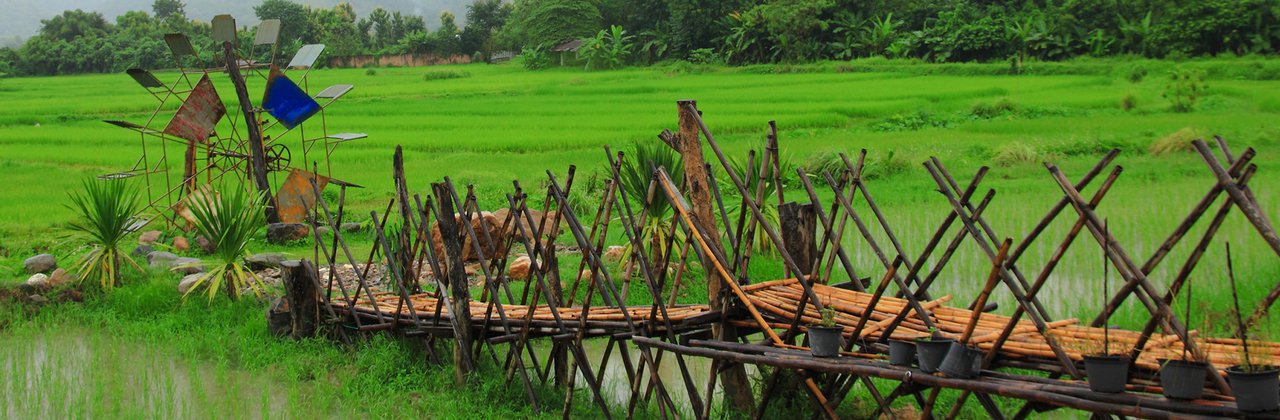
[66,178,143,290]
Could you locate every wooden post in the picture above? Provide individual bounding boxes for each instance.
[222,41,277,223]
[675,99,754,412]
[433,183,475,384]
[779,202,817,276]
[393,146,415,292]
[280,259,320,339]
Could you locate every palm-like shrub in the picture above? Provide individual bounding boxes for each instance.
[67,179,144,290]
[616,141,683,271]
[184,186,266,301]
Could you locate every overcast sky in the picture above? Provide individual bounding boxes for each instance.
[0,0,473,41]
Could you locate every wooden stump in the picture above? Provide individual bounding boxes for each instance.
[280,259,319,339]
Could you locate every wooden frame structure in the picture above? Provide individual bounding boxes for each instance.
[292,101,1280,419]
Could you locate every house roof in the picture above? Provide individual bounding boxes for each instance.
[551,38,584,52]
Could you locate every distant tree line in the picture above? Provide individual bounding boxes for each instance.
[2,0,1280,76]
[0,0,511,76]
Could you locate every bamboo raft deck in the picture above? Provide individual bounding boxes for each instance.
[337,279,1280,378]
[741,278,1280,377]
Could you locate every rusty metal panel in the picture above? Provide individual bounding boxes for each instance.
[163,75,226,144]
[255,19,281,45]
[276,169,330,224]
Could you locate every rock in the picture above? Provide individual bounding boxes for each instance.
[507,255,532,281]
[147,251,179,268]
[132,244,154,257]
[195,236,216,254]
[316,226,332,236]
[267,298,293,338]
[28,294,48,305]
[172,257,204,274]
[604,246,626,262]
[245,253,284,271]
[57,289,84,303]
[267,223,310,244]
[23,254,56,274]
[172,237,190,251]
[47,268,72,287]
[138,230,163,244]
[431,211,509,263]
[177,273,203,294]
[340,222,363,232]
[25,273,49,289]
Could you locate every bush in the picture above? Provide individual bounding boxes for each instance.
[971,97,1018,119]
[687,48,722,65]
[1163,67,1207,112]
[862,150,911,180]
[1149,127,1202,155]
[520,44,551,70]
[183,186,266,302]
[422,69,471,81]
[992,142,1042,166]
[1120,92,1138,111]
[365,68,377,76]
[67,178,144,291]
[578,25,633,70]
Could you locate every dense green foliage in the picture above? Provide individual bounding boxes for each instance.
[5,0,1280,76]
[0,0,514,76]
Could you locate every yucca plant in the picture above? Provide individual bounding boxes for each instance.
[183,186,266,302]
[616,141,684,273]
[67,178,144,290]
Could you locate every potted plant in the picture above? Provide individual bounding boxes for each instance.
[915,326,954,374]
[1223,243,1279,412]
[809,306,843,358]
[941,249,1004,379]
[1159,267,1208,400]
[888,340,916,366]
[1083,237,1131,393]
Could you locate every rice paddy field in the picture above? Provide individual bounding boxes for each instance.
[2,57,1280,417]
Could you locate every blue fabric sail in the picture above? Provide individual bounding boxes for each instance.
[262,73,320,129]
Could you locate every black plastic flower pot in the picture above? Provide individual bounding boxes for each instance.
[939,342,984,379]
[889,340,916,367]
[1227,365,1280,412]
[915,338,954,373]
[1159,359,1209,400]
[1082,355,1131,393]
[808,326,843,358]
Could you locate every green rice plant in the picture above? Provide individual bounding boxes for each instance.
[66,178,144,290]
[182,186,265,302]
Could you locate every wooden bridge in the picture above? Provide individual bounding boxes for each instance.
[282,101,1280,419]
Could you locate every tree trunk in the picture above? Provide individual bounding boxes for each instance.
[222,41,277,223]
[433,183,475,385]
[676,100,755,413]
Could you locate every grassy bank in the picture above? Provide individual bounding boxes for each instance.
[2,57,1279,417]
